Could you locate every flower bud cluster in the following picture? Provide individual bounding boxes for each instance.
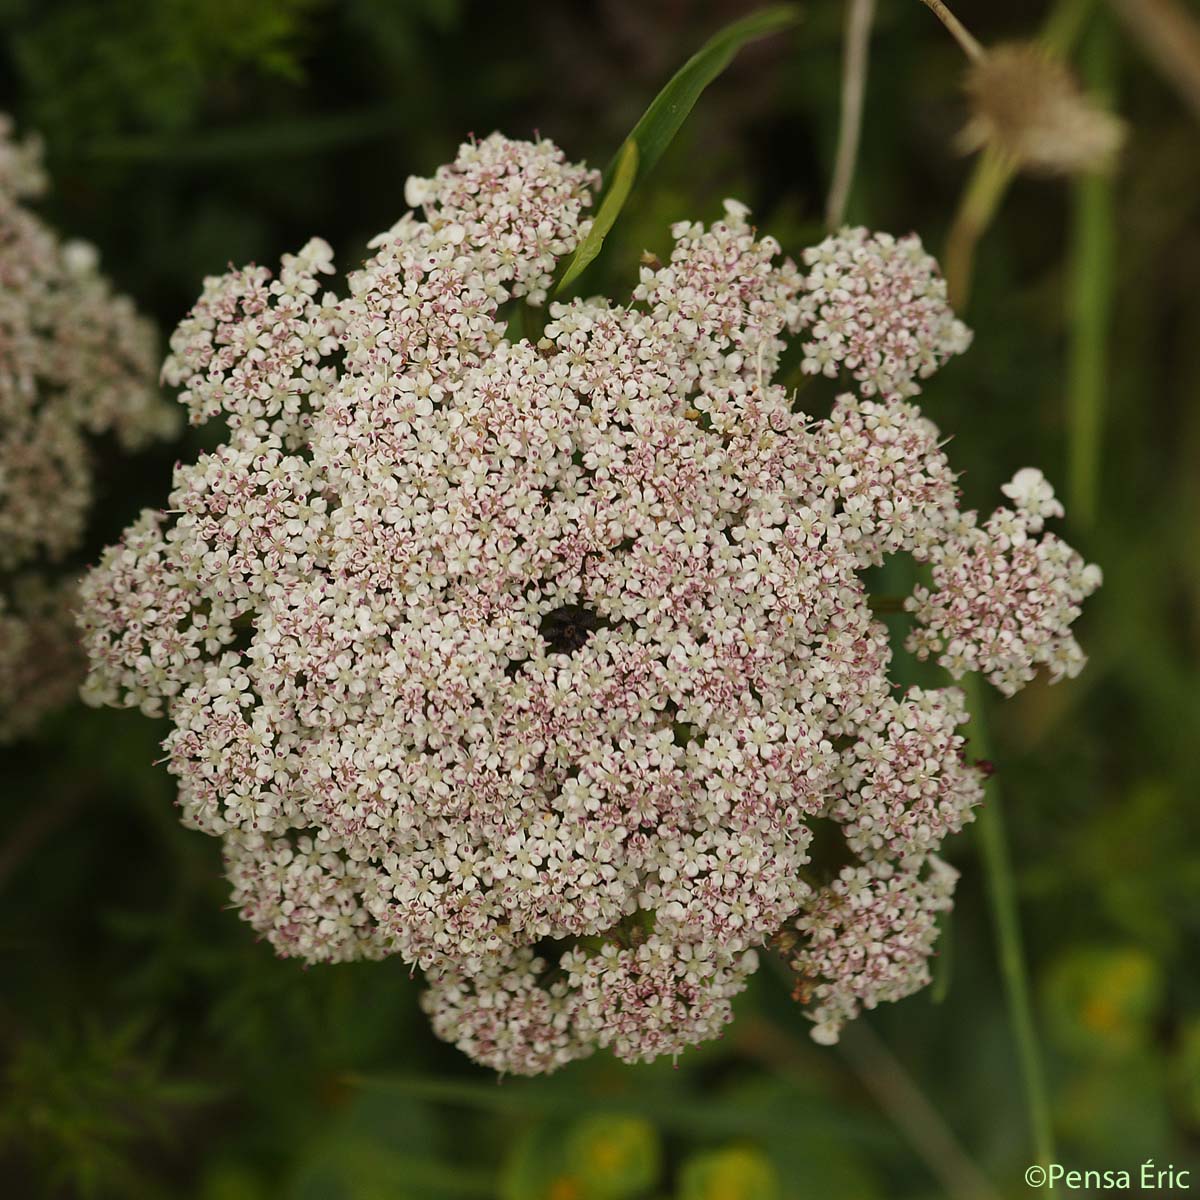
[78,134,1098,1070]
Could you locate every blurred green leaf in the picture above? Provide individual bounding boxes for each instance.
[677,1147,780,1200]
[0,1017,214,1197]
[502,1114,660,1200]
[500,1122,576,1200]
[291,1086,486,1200]
[1043,945,1163,1061]
[1172,1019,1200,1129]
[1057,1058,1172,1155]
[565,1115,660,1198]
[87,109,403,163]
[715,1075,882,1198]
[9,0,325,147]
[292,1139,494,1199]
[347,1073,885,1144]
[203,1162,269,1200]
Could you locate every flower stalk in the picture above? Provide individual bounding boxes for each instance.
[966,674,1057,1166]
[1067,13,1119,530]
[938,0,1103,310]
[919,0,984,62]
[826,0,876,230]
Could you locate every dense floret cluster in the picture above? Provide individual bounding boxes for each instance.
[906,467,1101,695]
[0,116,176,742]
[798,227,972,398]
[77,133,1098,1072]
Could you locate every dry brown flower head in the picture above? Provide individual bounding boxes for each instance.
[960,42,1127,174]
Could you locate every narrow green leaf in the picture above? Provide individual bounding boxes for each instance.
[557,139,638,293]
[1067,12,1118,531]
[554,3,802,294]
[967,673,1056,1166]
[615,4,801,182]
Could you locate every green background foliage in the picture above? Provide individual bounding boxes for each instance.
[1,1,1198,1196]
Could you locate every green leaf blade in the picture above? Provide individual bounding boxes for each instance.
[557,139,639,293]
[554,3,802,295]
[616,4,801,182]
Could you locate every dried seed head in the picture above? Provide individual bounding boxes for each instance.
[960,43,1127,175]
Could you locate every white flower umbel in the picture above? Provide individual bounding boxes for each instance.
[0,115,177,742]
[798,226,972,398]
[907,469,1100,696]
[78,133,1098,1072]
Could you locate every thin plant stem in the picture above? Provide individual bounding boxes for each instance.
[1042,0,1098,56]
[838,1022,1001,1200]
[1067,13,1118,530]
[943,147,1013,311]
[931,903,954,1003]
[826,0,876,229]
[919,0,985,61]
[739,1011,999,1200]
[1107,0,1200,125]
[965,674,1056,1166]
[941,0,1098,311]
[946,7,1099,1157]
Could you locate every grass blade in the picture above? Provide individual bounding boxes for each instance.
[966,675,1056,1166]
[825,0,876,230]
[611,4,800,181]
[931,904,954,1004]
[1067,12,1119,531]
[555,4,801,294]
[557,139,638,293]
